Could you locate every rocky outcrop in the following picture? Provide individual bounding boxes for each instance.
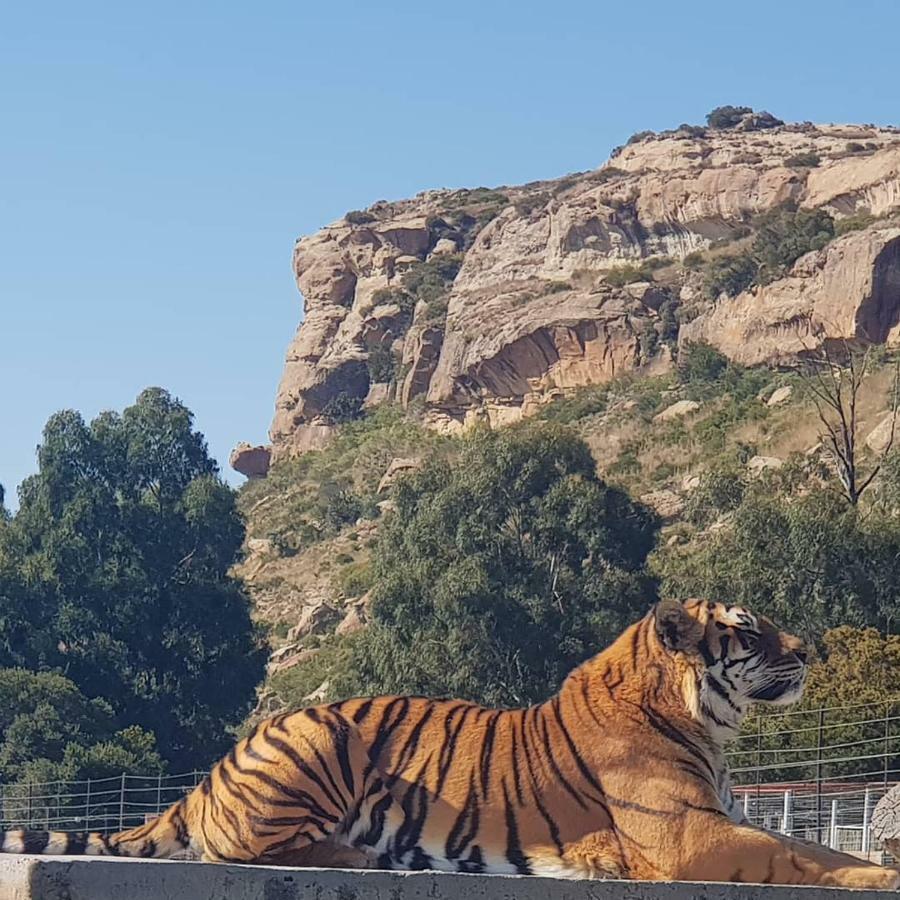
[229,443,272,479]
[253,122,900,464]
[681,227,900,365]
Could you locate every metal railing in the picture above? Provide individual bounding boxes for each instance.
[1,698,899,858]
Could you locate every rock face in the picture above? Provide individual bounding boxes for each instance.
[230,443,272,479]
[262,122,900,462]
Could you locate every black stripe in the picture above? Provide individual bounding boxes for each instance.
[352,699,374,724]
[641,704,715,781]
[536,709,589,811]
[508,716,524,805]
[479,711,502,798]
[386,706,434,787]
[263,731,345,813]
[445,777,479,860]
[23,832,50,854]
[435,705,471,794]
[66,832,89,854]
[551,698,607,805]
[502,781,530,875]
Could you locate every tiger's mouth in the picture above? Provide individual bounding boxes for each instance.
[749,673,806,705]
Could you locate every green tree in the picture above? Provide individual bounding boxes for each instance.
[0,669,163,784]
[335,423,659,707]
[658,483,900,639]
[7,389,265,770]
[752,206,833,284]
[706,105,753,129]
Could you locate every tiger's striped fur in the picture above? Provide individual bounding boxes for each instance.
[3,599,899,888]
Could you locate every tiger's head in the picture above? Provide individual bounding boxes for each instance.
[653,598,809,742]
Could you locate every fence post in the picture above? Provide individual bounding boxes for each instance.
[862,787,872,856]
[829,798,839,850]
[815,708,825,845]
[781,789,792,836]
[85,778,91,832]
[119,773,126,831]
[885,703,892,791]
[755,714,762,818]
[156,774,163,816]
[743,791,750,821]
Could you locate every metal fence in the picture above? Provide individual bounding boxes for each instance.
[0,771,207,832]
[2,698,900,858]
[727,697,900,862]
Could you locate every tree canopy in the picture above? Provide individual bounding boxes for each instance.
[334,423,659,707]
[2,388,265,771]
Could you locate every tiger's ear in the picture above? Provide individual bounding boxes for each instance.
[654,599,703,653]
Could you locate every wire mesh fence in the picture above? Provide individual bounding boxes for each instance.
[2,698,900,859]
[728,696,900,863]
[0,771,207,832]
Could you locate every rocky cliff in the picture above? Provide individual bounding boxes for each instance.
[240,116,900,473]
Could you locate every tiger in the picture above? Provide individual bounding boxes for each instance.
[3,598,898,888]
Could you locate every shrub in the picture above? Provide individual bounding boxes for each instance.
[320,392,363,425]
[679,341,729,384]
[835,212,876,236]
[785,152,821,168]
[605,262,656,286]
[684,466,747,527]
[682,250,704,269]
[367,345,396,383]
[627,130,655,145]
[703,252,757,298]
[706,106,752,129]
[752,207,834,283]
[345,209,376,225]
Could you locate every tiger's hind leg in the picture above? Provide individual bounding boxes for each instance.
[188,708,379,865]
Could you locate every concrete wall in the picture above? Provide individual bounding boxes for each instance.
[1,856,898,900]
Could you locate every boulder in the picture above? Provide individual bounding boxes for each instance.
[654,400,701,422]
[377,457,423,494]
[335,605,367,637]
[230,443,271,479]
[766,385,793,407]
[866,413,898,453]
[747,455,784,474]
[287,602,340,642]
[640,489,685,521]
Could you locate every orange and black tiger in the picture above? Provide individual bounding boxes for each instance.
[3,599,898,887]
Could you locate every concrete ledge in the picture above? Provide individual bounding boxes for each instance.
[1,856,898,900]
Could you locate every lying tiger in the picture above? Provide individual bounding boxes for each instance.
[3,598,898,887]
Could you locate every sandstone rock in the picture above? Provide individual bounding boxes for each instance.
[362,382,390,410]
[766,385,793,407]
[640,489,684,521]
[269,124,900,458]
[431,238,458,256]
[377,457,423,494]
[866,413,899,453]
[304,680,330,703]
[230,443,271,479]
[267,646,320,676]
[654,399,701,422]
[246,537,275,556]
[681,474,701,492]
[287,602,340,642]
[872,784,900,851]
[681,228,900,365]
[747,455,784,474]
[335,605,366,637]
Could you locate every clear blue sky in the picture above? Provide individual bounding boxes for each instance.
[2,1,898,505]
